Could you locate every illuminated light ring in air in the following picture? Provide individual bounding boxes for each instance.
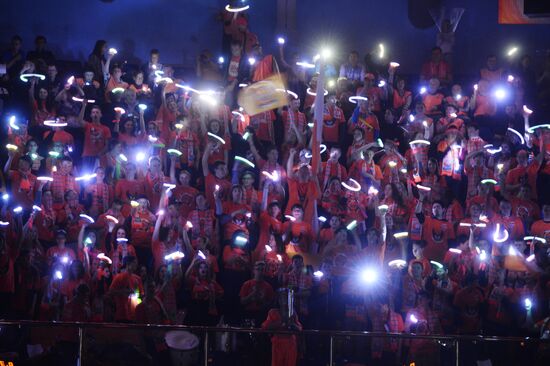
[409,139,431,146]
[105,215,119,224]
[8,116,19,130]
[388,259,407,268]
[232,111,245,122]
[225,4,250,12]
[167,149,182,156]
[6,144,18,151]
[111,87,125,94]
[79,214,95,224]
[341,178,361,192]
[430,260,444,269]
[304,144,327,159]
[523,105,533,115]
[449,248,462,254]
[416,184,432,192]
[97,253,113,264]
[393,232,409,239]
[346,220,358,230]
[306,88,328,96]
[527,124,550,134]
[262,171,280,182]
[37,176,53,182]
[235,156,255,168]
[481,179,498,185]
[523,236,546,244]
[207,132,226,145]
[20,73,46,82]
[296,61,316,69]
[348,95,368,104]
[507,128,525,144]
[493,223,509,243]
[44,119,68,128]
[275,88,299,100]
[72,97,96,103]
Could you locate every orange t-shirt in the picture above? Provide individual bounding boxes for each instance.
[83,122,111,157]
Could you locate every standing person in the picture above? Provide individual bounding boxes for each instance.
[262,289,302,366]
[240,261,275,326]
[1,35,24,79]
[339,51,365,85]
[420,47,452,86]
[87,40,113,86]
[108,255,143,322]
[76,102,111,171]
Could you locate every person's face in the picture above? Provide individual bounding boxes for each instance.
[269,204,280,218]
[215,164,227,178]
[292,207,304,220]
[397,79,405,90]
[365,150,374,163]
[66,191,78,205]
[210,121,220,134]
[91,108,102,121]
[125,163,136,177]
[451,84,462,95]
[179,172,191,185]
[415,104,425,114]
[384,184,392,197]
[12,39,21,51]
[232,187,242,201]
[329,216,341,229]
[124,120,134,133]
[56,235,66,246]
[349,53,358,65]
[290,99,300,111]
[292,257,304,270]
[517,151,528,165]
[242,174,254,187]
[60,161,73,175]
[96,168,105,181]
[428,160,437,173]
[518,186,529,197]
[432,203,443,218]
[38,88,48,100]
[412,245,423,259]
[116,228,126,239]
[196,195,207,208]
[384,109,394,124]
[84,72,94,82]
[134,73,144,85]
[267,148,278,161]
[505,105,516,116]
[138,199,148,213]
[150,159,161,172]
[198,262,209,277]
[151,53,159,64]
[47,66,57,79]
[18,159,31,173]
[112,203,122,215]
[147,122,157,135]
[353,129,363,142]
[113,68,122,79]
[428,79,440,93]
[124,90,136,104]
[487,56,497,70]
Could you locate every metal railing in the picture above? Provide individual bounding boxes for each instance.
[0,320,548,366]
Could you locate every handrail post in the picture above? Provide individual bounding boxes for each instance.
[204,331,209,366]
[329,335,334,366]
[455,339,459,366]
[78,326,84,366]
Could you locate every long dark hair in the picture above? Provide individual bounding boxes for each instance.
[91,40,106,58]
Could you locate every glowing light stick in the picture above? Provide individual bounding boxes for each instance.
[368,186,379,195]
[54,270,63,280]
[485,146,502,155]
[71,96,96,103]
[318,216,327,223]
[118,153,128,162]
[388,161,397,168]
[313,271,324,278]
[164,251,185,261]
[20,73,45,82]
[66,75,75,85]
[307,122,314,128]
[163,183,176,191]
[114,107,126,115]
[275,88,299,100]
[523,236,547,244]
[346,220,358,231]
[12,206,23,213]
[360,268,378,284]
[8,115,19,130]
[474,84,478,91]
[524,298,532,310]
[285,215,296,222]
[75,173,97,181]
[348,95,369,104]
[235,155,255,168]
[225,4,250,12]
[388,259,407,269]
[60,256,69,264]
[526,124,550,134]
[30,205,42,212]
[79,214,95,224]
[218,56,224,64]
[111,87,125,94]
[97,253,113,264]
[277,37,286,45]
[430,260,444,269]
[37,176,53,182]
[496,163,504,171]
[108,48,117,55]
[523,105,533,115]
[234,235,248,246]
[130,200,139,208]
[215,184,220,192]
[417,184,432,192]
[409,114,415,122]
[409,139,430,146]
[341,178,361,192]
[6,144,18,151]
[378,80,386,87]
[147,135,158,143]
[306,88,328,96]
[481,179,497,185]
[526,254,535,262]
[1,194,8,201]
[378,204,389,211]
[135,152,146,162]
[507,75,514,83]
[207,132,226,145]
[409,314,418,324]
[507,128,525,144]
[422,120,429,128]
[185,221,193,229]
[44,119,68,127]
[138,104,147,111]
[265,245,272,253]
[393,232,409,239]
[167,148,182,156]
[419,87,427,94]
[0,221,9,226]
[389,62,400,68]
[449,248,462,254]
[248,57,256,66]
[378,43,385,58]
[242,131,250,141]
[450,112,458,119]
[105,215,119,224]
[238,83,248,88]
[175,123,183,129]
[276,254,282,262]
[117,238,128,243]
[198,250,206,260]
[507,46,518,57]
[493,224,509,243]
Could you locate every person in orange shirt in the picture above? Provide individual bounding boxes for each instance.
[240,261,275,325]
[420,46,452,85]
[285,149,320,217]
[185,259,224,325]
[416,200,455,262]
[104,65,128,102]
[471,79,496,117]
[322,94,346,145]
[348,99,380,143]
[422,78,444,118]
[108,255,143,322]
[348,148,383,188]
[480,55,504,84]
[493,200,525,240]
[283,204,314,256]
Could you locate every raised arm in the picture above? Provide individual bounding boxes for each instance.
[286,148,297,179]
[202,142,212,177]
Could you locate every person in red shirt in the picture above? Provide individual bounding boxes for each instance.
[319,148,347,191]
[470,79,496,117]
[282,99,306,142]
[46,229,76,267]
[143,156,170,212]
[169,167,198,218]
[250,110,277,145]
[493,200,525,240]
[202,142,232,208]
[421,78,445,118]
[531,205,550,241]
[108,255,143,322]
[4,154,37,209]
[115,162,146,217]
[284,204,314,256]
[261,288,303,366]
[420,46,452,85]
[240,261,275,325]
[322,95,345,145]
[76,102,112,169]
[417,200,455,262]
[185,258,224,325]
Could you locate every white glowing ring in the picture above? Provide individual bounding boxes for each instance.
[163,183,176,190]
[235,156,255,168]
[20,73,46,82]
[175,84,200,94]
[388,259,407,268]
[527,124,550,134]
[5,144,18,151]
[138,104,147,111]
[232,111,245,122]
[114,107,126,115]
[275,88,298,99]
[72,97,96,103]
[97,253,113,264]
[37,176,53,182]
[8,116,19,130]
[0,221,9,226]
[346,220,358,230]
[44,120,68,127]
[285,215,296,222]
[393,232,409,239]
[238,83,249,88]
[111,87,125,94]
[526,254,535,262]
[409,139,431,146]
[430,260,444,269]
[117,238,129,243]
[481,179,497,185]
[486,147,502,155]
[378,204,389,211]
[296,61,315,69]
[225,4,250,12]
[523,236,546,244]
[75,173,97,181]
[79,214,95,224]
[459,223,472,227]
[341,178,361,192]
[318,216,327,223]
[306,88,328,96]
[207,132,226,145]
[348,96,368,104]
[198,250,207,260]
[32,205,42,211]
[105,215,119,224]
[164,251,185,261]
[507,128,525,144]
[167,149,182,156]
[493,223,509,243]
[449,248,462,254]
[417,184,431,192]
[523,105,533,115]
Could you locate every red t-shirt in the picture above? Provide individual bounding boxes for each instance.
[83,122,111,157]
[239,279,275,312]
